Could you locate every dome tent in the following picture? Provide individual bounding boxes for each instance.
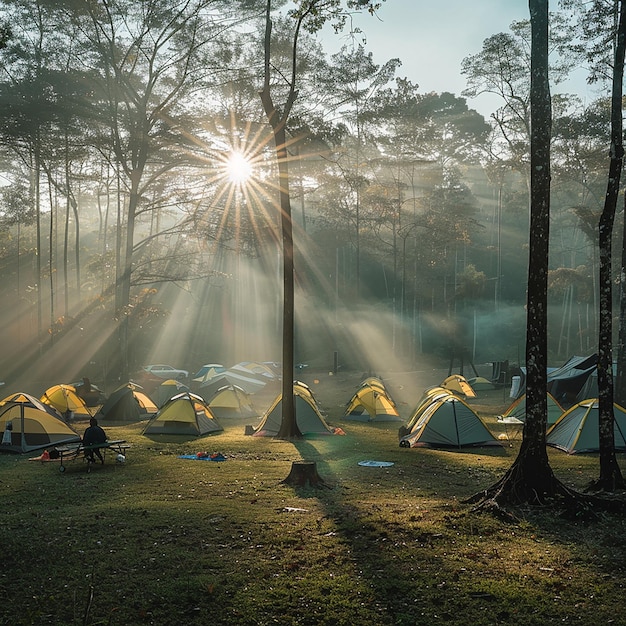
[248,381,340,437]
[400,386,453,438]
[440,374,476,399]
[344,377,401,422]
[546,399,626,454]
[501,392,563,426]
[207,385,256,419]
[40,384,92,420]
[0,393,81,454]
[143,392,223,437]
[399,394,500,449]
[95,383,158,422]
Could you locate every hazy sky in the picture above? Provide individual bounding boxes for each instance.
[325,1,599,118]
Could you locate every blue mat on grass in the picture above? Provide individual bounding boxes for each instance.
[178,453,227,462]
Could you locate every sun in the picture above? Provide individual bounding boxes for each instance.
[225,151,253,185]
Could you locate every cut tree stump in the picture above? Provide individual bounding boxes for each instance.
[282,461,329,488]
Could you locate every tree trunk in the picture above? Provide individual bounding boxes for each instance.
[282,461,328,488]
[259,0,302,440]
[470,0,563,512]
[593,0,626,491]
[275,126,299,440]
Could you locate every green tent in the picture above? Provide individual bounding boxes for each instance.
[399,395,500,449]
[248,382,340,437]
[143,392,223,437]
[401,386,453,437]
[96,383,158,422]
[546,399,626,454]
[156,379,189,407]
[208,385,256,419]
[467,376,496,391]
[502,392,563,426]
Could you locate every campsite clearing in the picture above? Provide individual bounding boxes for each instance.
[0,369,625,626]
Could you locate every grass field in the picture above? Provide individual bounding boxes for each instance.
[1,370,625,626]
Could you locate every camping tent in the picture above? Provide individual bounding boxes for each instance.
[231,361,278,380]
[467,376,496,392]
[0,393,81,453]
[546,399,626,454]
[400,386,453,437]
[133,388,159,416]
[143,392,223,437]
[501,392,563,426]
[200,371,266,396]
[156,379,189,407]
[512,355,598,403]
[547,354,597,407]
[40,384,92,420]
[71,377,105,407]
[248,381,339,437]
[192,363,226,384]
[399,395,501,449]
[440,375,476,398]
[207,385,256,419]
[575,363,617,403]
[95,383,158,422]
[344,377,401,422]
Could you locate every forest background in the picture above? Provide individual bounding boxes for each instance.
[0,0,612,395]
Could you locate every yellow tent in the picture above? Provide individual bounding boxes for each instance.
[440,375,476,398]
[143,392,223,437]
[40,384,92,419]
[344,377,401,422]
[0,393,80,453]
[249,381,338,437]
[208,385,256,419]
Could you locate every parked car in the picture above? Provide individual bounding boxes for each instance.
[141,364,189,381]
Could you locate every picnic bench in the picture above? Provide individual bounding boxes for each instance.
[53,440,130,472]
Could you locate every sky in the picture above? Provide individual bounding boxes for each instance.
[323,0,599,118]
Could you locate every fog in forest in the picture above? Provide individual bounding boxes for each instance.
[0,2,609,402]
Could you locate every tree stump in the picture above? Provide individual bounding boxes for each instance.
[282,461,329,488]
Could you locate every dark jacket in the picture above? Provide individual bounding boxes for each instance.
[83,424,107,446]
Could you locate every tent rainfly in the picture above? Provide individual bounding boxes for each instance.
[501,392,563,426]
[200,371,266,396]
[156,379,189,407]
[547,354,598,406]
[143,392,223,437]
[0,393,81,454]
[440,375,477,398]
[230,361,278,381]
[95,383,158,422]
[192,363,226,384]
[40,384,92,420]
[467,376,496,391]
[344,377,401,422]
[546,399,626,454]
[399,386,453,438]
[399,395,501,449]
[248,381,340,437]
[208,385,256,419]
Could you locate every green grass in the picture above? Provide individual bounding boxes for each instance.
[1,408,625,626]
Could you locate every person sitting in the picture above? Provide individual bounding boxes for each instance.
[83,417,107,464]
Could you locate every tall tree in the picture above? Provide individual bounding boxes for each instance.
[259,0,385,440]
[72,0,240,379]
[317,44,399,300]
[470,0,566,514]
[593,0,626,491]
